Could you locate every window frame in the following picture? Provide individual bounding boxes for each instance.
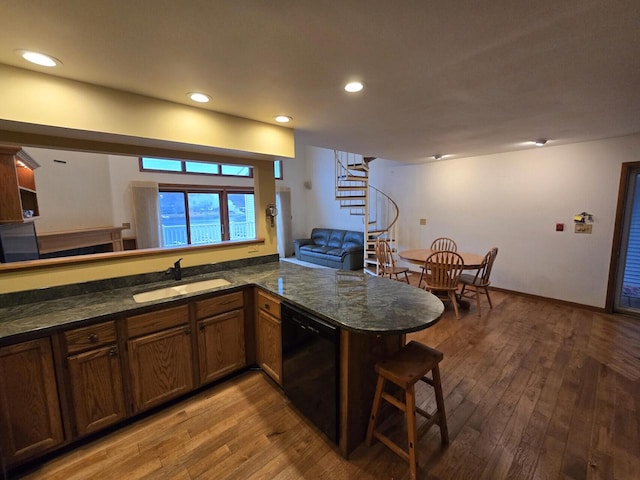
[159,184,255,244]
[140,157,254,178]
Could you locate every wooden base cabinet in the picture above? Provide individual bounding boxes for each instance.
[67,345,126,437]
[126,305,194,413]
[196,292,246,385]
[255,290,282,385]
[64,320,126,437]
[0,338,64,466]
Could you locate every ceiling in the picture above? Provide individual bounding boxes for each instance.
[1,0,639,163]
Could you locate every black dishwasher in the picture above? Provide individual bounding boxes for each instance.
[281,303,340,443]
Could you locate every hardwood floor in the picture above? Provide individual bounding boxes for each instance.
[13,275,640,479]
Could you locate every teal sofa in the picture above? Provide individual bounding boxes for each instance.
[294,228,364,270]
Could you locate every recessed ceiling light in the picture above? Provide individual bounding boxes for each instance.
[534,139,548,146]
[344,81,364,93]
[274,115,292,123]
[188,92,211,103]
[19,50,60,67]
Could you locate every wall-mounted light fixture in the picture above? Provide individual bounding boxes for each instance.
[266,203,278,227]
[534,139,548,146]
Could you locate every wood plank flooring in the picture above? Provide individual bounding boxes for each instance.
[12,275,640,479]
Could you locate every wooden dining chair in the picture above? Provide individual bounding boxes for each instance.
[459,247,498,316]
[422,250,465,319]
[418,237,458,288]
[375,238,410,283]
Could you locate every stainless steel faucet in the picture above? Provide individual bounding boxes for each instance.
[165,258,183,280]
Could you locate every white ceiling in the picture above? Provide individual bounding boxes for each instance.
[1,0,639,163]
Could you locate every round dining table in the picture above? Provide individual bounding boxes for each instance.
[398,249,485,269]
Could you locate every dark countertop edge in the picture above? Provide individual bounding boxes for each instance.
[0,258,445,345]
[0,254,278,308]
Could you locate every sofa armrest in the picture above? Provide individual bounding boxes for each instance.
[341,248,364,270]
[341,245,363,256]
[294,238,313,259]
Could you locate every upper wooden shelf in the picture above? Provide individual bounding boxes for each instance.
[0,146,40,223]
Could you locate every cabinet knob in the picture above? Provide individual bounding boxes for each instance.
[88,333,99,343]
[199,323,206,331]
[108,347,118,357]
[184,327,191,335]
[264,303,270,310]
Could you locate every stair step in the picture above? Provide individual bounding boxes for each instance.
[336,185,367,191]
[340,204,366,209]
[338,195,366,200]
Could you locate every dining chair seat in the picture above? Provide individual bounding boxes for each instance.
[376,238,410,283]
[422,250,464,319]
[418,237,457,288]
[459,247,498,317]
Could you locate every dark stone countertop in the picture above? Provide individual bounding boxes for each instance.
[0,261,444,343]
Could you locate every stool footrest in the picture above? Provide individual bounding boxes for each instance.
[381,391,407,412]
[373,431,410,462]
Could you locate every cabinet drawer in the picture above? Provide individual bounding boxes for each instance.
[195,291,244,319]
[65,321,117,353]
[126,304,190,338]
[256,290,280,319]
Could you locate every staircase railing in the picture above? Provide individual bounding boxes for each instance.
[366,185,400,274]
[334,150,400,274]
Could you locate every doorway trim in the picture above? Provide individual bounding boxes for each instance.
[607,161,640,313]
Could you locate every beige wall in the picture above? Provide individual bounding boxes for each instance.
[0,64,294,158]
[0,65,287,294]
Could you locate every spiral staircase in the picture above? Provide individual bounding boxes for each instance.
[334,151,399,275]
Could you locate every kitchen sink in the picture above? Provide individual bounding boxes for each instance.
[133,278,231,303]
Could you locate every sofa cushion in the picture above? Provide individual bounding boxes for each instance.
[300,245,344,256]
[311,229,331,246]
[327,230,346,248]
[342,230,364,250]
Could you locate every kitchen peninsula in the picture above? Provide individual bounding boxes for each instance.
[0,259,444,470]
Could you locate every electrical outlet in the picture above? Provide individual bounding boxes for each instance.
[419,218,427,226]
[575,223,592,234]
[122,222,131,229]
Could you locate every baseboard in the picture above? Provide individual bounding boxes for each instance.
[489,286,607,313]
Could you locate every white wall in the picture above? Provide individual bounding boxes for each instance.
[289,133,640,308]
[374,134,640,307]
[27,147,114,233]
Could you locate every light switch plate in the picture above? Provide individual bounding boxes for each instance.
[575,223,593,234]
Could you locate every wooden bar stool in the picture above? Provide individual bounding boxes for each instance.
[366,341,449,479]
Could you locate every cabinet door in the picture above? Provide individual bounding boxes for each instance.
[256,310,282,385]
[198,309,246,385]
[67,345,126,437]
[0,338,64,466]
[128,325,194,413]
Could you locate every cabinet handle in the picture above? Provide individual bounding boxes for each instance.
[109,347,118,357]
[184,327,191,335]
[264,303,270,310]
[88,333,99,343]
